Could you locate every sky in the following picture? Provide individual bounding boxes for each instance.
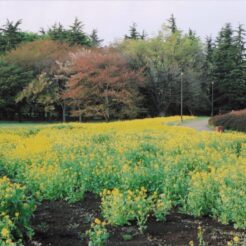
[0,0,246,44]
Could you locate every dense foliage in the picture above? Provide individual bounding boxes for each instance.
[119,27,207,116]
[0,177,35,245]
[63,49,144,121]
[209,109,246,132]
[0,117,245,244]
[209,24,246,113]
[0,15,245,121]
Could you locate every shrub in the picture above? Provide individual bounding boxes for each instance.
[209,109,246,132]
[185,170,220,217]
[186,166,246,229]
[86,218,109,246]
[101,188,171,233]
[0,176,35,244]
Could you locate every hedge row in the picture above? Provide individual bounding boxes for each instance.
[209,109,246,132]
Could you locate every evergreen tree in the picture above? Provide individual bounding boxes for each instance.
[90,29,103,47]
[129,23,139,39]
[167,14,177,33]
[203,36,215,114]
[47,23,68,42]
[230,24,246,109]
[188,29,197,40]
[212,23,246,112]
[20,32,40,43]
[125,23,145,40]
[46,18,92,47]
[0,19,23,54]
[140,30,147,40]
[67,18,91,46]
[234,24,245,60]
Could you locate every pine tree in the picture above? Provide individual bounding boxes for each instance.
[212,23,245,112]
[234,24,245,60]
[204,36,215,111]
[140,30,147,40]
[167,14,177,33]
[129,23,139,39]
[188,29,197,40]
[125,23,142,40]
[47,23,68,42]
[67,18,91,46]
[0,19,23,53]
[90,29,103,47]
[230,24,246,109]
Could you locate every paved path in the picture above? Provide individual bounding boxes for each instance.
[181,118,212,131]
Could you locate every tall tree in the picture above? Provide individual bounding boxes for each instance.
[16,73,59,119]
[167,14,177,33]
[4,40,76,74]
[63,49,144,121]
[67,18,91,46]
[90,29,103,47]
[5,40,78,121]
[0,60,33,120]
[47,23,68,42]
[230,24,246,109]
[203,36,215,114]
[125,23,146,40]
[0,19,23,54]
[140,30,147,40]
[120,26,207,116]
[212,23,246,112]
[46,18,92,47]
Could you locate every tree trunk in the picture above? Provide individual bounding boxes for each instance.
[105,84,110,121]
[62,103,66,123]
[78,105,82,122]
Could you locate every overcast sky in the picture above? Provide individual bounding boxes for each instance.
[0,0,246,44]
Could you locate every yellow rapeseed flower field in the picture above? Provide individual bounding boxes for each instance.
[0,116,245,243]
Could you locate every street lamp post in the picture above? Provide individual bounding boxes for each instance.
[180,72,184,122]
[211,81,214,116]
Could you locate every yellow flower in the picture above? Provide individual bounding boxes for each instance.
[233,236,240,244]
[189,241,194,246]
[95,218,101,225]
[6,239,13,244]
[112,189,119,196]
[1,228,9,238]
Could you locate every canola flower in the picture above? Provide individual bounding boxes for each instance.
[233,236,240,244]
[1,228,9,238]
[95,218,101,225]
[0,116,245,242]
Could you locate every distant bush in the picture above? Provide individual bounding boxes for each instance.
[209,109,246,132]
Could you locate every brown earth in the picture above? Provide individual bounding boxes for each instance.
[24,192,246,246]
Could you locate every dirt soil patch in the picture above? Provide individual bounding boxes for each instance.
[25,192,245,246]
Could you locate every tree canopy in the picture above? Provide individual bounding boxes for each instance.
[0,15,245,121]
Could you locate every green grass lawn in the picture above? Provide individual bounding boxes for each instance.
[0,117,211,128]
[0,121,53,128]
